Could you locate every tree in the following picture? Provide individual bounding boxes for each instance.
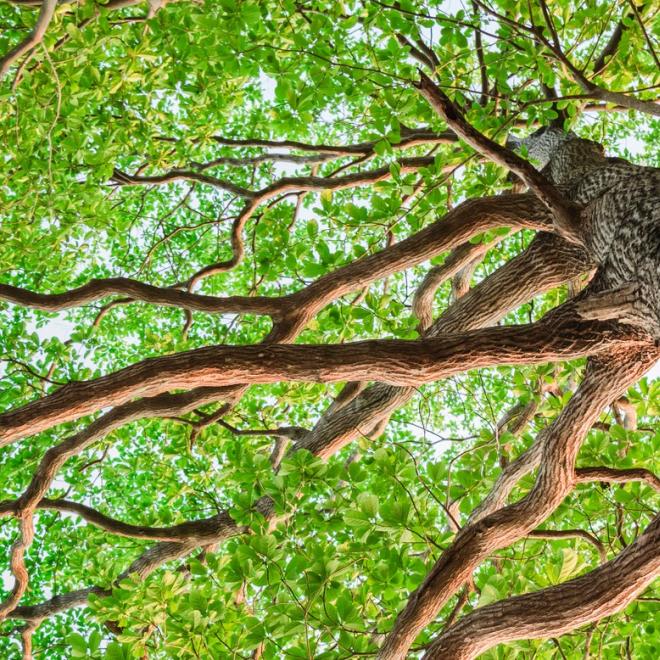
[0,0,658,657]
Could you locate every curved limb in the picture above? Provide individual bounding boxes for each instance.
[424,513,660,659]
[1,498,244,544]
[1,192,549,328]
[412,235,508,332]
[299,232,592,460]
[431,233,590,334]
[0,310,638,447]
[0,0,57,79]
[377,348,658,659]
[0,278,283,316]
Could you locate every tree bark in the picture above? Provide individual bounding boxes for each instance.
[424,514,660,659]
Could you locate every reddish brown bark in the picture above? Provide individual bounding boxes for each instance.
[424,513,659,659]
[0,314,643,447]
[377,348,658,659]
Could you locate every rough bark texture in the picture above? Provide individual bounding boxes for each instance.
[376,349,657,659]
[425,514,660,659]
[377,124,660,659]
[1,313,638,447]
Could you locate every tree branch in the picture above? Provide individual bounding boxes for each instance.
[425,514,659,659]
[2,498,246,543]
[0,0,57,79]
[412,235,509,333]
[527,528,607,563]
[576,466,660,491]
[0,278,283,316]
[415,72,584,244]
[472,0,660,117]
[1,313,643,447]
[1,192,550,325]
[377,349,658,659]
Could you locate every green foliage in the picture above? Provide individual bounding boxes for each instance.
[0,0,658,658]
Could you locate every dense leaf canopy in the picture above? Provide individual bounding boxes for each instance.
[0,0,658,658]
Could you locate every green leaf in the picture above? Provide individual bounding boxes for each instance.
[68,633,87,657]
[357,492,379,517]
[559,548,580,582]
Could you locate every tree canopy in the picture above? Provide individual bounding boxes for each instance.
[0,1,658,658]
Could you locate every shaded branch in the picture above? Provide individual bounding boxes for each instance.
[576,466,660,491]
[0,0,57,79]
[1,498,246,543]
[527,528,607,563]
[412,235,509,333]
[78,193,552,338]
[0,278,283,316]
[471,0,489,106]
[592,13,627,75]
[112,156,439,199]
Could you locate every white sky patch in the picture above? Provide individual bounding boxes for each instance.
[28,317,75,343]
[2,569,13,592]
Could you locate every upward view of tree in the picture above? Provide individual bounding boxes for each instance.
[0,0,658,658]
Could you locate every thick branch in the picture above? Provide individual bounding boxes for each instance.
[592,14,627,75]
[0,314,642,446]
[425,514,660,659]
[1,193,551,327]
[293,232,593,460]
[412,236,508,333]
[377,349,658,659]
